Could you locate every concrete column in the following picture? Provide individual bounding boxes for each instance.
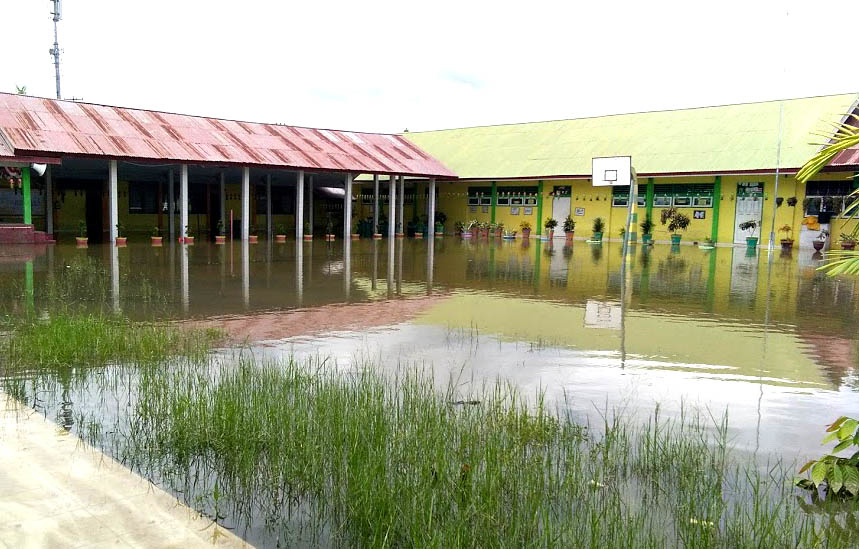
[373,174,380,233]
[295,241,304,306]
[397,175,405,234]
[241,240,250,308]
[180,243,190,312]
[21,167,31,225]
[180,164,189,241]
[428,178,436,233]
[344,238,351,299]
[388,175,397,239]
[219,172,226,230]
[343,173,353,240]
[45,165,54,235]
[307,175,314,234]
[168,169,175,240]
[266,174,272,239]
[110,245,120,313]
[241,167,250,241]
[108,160,118,243]
[295,170,305,240]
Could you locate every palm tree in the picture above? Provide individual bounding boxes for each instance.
[796,113,859,275]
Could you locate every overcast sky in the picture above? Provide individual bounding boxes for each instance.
[1,1,855,134]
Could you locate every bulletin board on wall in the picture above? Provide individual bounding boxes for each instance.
[0,188,46,216]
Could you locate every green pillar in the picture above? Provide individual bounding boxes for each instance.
[705,247,717,312]
[711,176,722,243]
[533,238,542,291]
[645,177,654,222]
[490,181,497,224]
[536,180,544,236]
[22,166,32,225]
[25,260,34,311]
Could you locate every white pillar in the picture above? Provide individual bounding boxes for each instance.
[107,160,118,243]
[344,238,351,299]
[373,174,380,234]
[168,169,175,240]
[388,175,397,239]
[181,243,190,313]
[241,167,250,241]
[110,245,119,313]
[45,165,54,236]
[266,174,272,239]
[428,178,437,233]
[307,175,314,234]
[219,172,226,230]
[295,241,304,306]
[241,240,250,308]
[180,164,189,241]
[295,170,305,240]
[343,173,353,240]
[397,175,405,234]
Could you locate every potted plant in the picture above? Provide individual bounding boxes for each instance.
[454,221,465,237]
[786,197,798,207]
[352,222,360,240]
[591,217,605,242]
[462,220,475,239]
[303,222,313,241]
[778,224,793,251]
[520,220,532,239]
[325,215,335,241]
[640,217,654,244]
[275,223,287,243]
[563,215,575,242]
[151,226,163,246]
[478,221,489,239]
[544,217,558,239]
[215,219,226,244]
[183,226,195,245]
[738,220,758,248]
[699,237,715,250]
[395,221,405,239]
[660,208,690,245]
[434,212,446,236]
[76,220,88,246]
[469,219,480,239]
[813,230,829,251]
[840,232,857,251]
[494,222,504,238]
[115,222,127,246]
[248,226,259,244]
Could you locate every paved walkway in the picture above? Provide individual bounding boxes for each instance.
[0,393,250,548]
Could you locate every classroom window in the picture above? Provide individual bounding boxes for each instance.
[612,195,629,207]
[653,196,673,207]
[128,182,159,214]
[673,196,691,207]
[692,196,713,207]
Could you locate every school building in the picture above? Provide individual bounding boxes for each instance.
[0,92,857,249]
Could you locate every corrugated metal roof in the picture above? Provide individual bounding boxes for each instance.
[403,94,859,179]
[0,93,456,178]
[831,146,859,168]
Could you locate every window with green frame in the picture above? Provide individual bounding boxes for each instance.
[497,185,538,207]
[652,183,715,208]
[611,186,646,207]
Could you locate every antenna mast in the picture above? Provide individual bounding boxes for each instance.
[49,0,62,99]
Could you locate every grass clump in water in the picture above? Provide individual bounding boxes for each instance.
[93,356,859,548]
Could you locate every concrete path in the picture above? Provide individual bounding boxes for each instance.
[0,393,251,548]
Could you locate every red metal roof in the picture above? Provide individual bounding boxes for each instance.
[831,145,859,168]
[0,93,456,178]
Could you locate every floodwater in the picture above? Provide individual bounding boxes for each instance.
[2,237,858,461]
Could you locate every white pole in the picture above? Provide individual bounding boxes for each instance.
[397,175,405,234]
[308,175,314,234]
[266,174,272,239]
[428,178,436,233]
[168,169,175,240]
[388,175,397,239]
[45,165,54,236]
[180,164,189,242]
[241,167,250,241]
[108,160,118,243]
[373,174,380,234]
[343,173,353,240]
[296,170,305,240]
[768,103,784,253]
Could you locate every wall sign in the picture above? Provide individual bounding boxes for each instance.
[575,207,585,216]
[481,205,489,214]
[693,210,706,219]
[510,207,520,215]
[523,207,533,215]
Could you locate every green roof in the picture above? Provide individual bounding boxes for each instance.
[403,94,859,180]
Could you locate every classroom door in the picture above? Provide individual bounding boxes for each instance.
[733,182,763,244]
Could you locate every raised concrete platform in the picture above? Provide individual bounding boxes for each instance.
[0,224,55,244]
[0,393,250,548]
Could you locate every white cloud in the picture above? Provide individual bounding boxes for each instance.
[1,0,854,134]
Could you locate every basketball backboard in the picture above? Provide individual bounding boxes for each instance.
[592,156,635,187]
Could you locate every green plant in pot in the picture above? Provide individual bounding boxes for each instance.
[275,223,287,243]
[738,220,758,248]
[591,217,605,242]
[434,211,446,235]
[778,224,793,250]
[840,232,857,251]
[544,217,558,239]
[640,216,654,244]
[115,222,127,246]
[563,215,575,241]
[660,208,690,245]
[76,220,88,245]
[519,220,532,239]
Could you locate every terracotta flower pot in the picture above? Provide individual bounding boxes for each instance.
[76,237,88,247]
[325,234,336,241]
[351,233,360,240]
[478,229,488,239]
[151,236,163,246]
[813,240,824,251]
[276,234,287,243]
[184,236,195,245]
[565,231,575,242]
[414,232,423,239]
[396,232,405,239]
[215,235,226,244]
[373,233,383,240]
[842,241,856,250]
[522,229,531,239]
[303,234,313,241]
[115,237,127,246]
[248,235,258,244]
